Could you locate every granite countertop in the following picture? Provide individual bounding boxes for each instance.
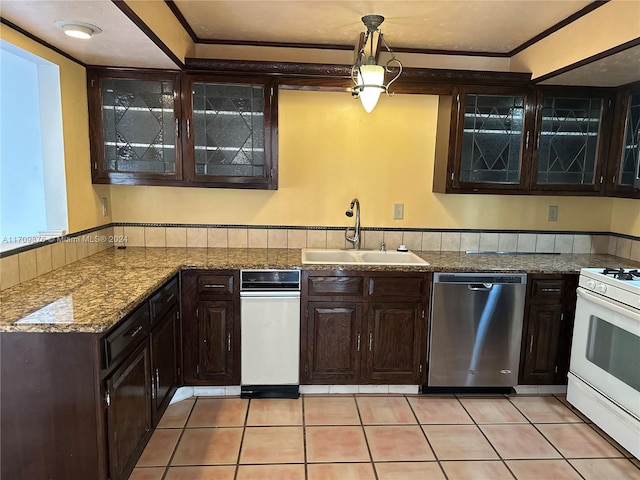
[1,247,637,333]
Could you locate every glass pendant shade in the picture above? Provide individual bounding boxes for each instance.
[357,64,385,113]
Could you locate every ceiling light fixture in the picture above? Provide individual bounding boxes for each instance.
[351,15,402,113]
[54,20,102,39]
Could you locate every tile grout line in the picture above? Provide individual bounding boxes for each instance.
[232,397,252,480]
[353,394,380,480]
[159,396,198,479]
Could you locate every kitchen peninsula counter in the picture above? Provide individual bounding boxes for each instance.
[1,246,637,333]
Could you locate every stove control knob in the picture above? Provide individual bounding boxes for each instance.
[596,283,607,294]
[586,280,596,289]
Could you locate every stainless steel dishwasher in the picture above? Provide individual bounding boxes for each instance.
[240,269,301,398]
[427,272,527,391]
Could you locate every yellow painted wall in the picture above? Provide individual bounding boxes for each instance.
[125,0,195,63]
[111,90,617,233]
[611,198,640,237]
[1,25,111,234]
[510,0,640,79]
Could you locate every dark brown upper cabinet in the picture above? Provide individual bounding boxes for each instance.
[434,85,614,195]
[180,75,278,189]
[88,69,278,189]
[606,84,640,198]
[88,70,183,186]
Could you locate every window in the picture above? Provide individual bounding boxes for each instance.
[0,40,68,251]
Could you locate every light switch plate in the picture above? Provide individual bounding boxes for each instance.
[393,203,404,220]
[548,205,558,222]
[101,197,109,216]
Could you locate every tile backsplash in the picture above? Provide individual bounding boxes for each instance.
[1,224,638,291]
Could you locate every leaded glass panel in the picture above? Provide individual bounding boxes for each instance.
[619,93,640,187]
[460,94,524,184]
[101,78,175,174]
[537,96,602,185]
[192,83,265,178]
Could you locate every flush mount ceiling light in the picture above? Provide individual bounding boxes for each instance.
[54,20,102,39]
[351,14,403,113]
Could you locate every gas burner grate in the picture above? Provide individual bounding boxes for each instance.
[602,267,640,281]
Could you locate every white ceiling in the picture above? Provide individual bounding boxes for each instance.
[1,0,638,85]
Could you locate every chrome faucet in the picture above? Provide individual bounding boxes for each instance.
[345,198,361,250]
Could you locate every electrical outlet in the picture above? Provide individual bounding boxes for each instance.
[101,197,109,216]
[548,205,558,222]
[393,203,404,220]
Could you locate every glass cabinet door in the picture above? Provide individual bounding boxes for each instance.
[533,91,610,191]
[97,75,180,181]
[182,76,277,189]
[459,93,527,185]
[620,93,640,188]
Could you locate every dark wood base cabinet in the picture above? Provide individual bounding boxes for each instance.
[519,274,578,385]
[182,270,240,385]
[302,271,429,385]
[0,275,180,480]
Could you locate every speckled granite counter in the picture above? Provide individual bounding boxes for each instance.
[1,247,638,333]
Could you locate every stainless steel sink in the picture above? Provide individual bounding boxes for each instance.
[301,249,429,266]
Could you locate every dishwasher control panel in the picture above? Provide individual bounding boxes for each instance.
[240,269,301,291]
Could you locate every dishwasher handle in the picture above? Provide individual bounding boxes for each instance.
[468,283,493,291]
[240,290,301,298]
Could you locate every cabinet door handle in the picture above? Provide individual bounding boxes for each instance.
[541,288,561,293]
[227,332,231,352]
[357,333,361,352]
[151,373,156,399]
[175,117,179,138]
[369,333,373,352]
[187,118,191,138]
[536,131,541,149]
[155,369,160,391]
[529,334,534,354]
[126,325,144,338]
[525,131,530,149]
[204,284,225,289]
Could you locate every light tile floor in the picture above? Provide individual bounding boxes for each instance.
[130,394,639,480]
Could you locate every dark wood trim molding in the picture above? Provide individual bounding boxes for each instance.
[532,36,640,84]
[394,47,509,58]
[0,17,86,67]
[196,38,355,51]
[509,1,609,56]
[164,0,198,43]
[111,0,185,69]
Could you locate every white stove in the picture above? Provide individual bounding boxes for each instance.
[567,266,640,459]
[579,267,640,310]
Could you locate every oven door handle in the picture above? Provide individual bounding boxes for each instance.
[577,288,640,322]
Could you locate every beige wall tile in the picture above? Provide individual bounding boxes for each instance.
[441,232,461,251]
[479,233,499,252]
[590,235,609,254]
[631,240,640,263]
[87,234,100,256]
[460,232,480,252]
[51,241,66,270]
[35,245,53,276]
[382,231,402,250]
[64,240,78,264]
[18,250,37,283]
[123,226,145,247]
[363,230,383,250]
[287,229,307,249]
[422,232,442,251]
[572,235,592,254]
[208,228,228,248]
[166,227,187,247]
[248,229,268,248]
[186,228,207,248]
[615,237,632,259]
[403,231,422,251]
[306,230,327,249]
[145,227,166,247]
[267,229,287,248]
[228,228,248,248]
[76,236,89,260]
[112,226,125,247]
[554,235,574,254]
[517,234,537,252]
[498,233,518,252]
[536,234,555,253]
[0,255,20,290]
[326,230,346,249]
[607,236,618,256]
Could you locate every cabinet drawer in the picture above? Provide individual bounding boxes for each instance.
[197,274,234,296]
[530,278,564,301]
[368,276,425,298]
[150,277,179,323]
[103,303,150,370]
[307,276,364,296]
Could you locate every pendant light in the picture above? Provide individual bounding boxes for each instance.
[351,15,402,113]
